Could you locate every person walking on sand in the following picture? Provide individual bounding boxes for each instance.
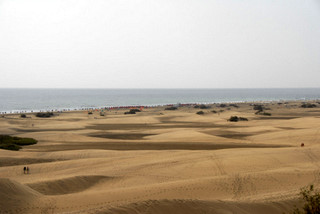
[26,166,29,174]
[23,166,26,174]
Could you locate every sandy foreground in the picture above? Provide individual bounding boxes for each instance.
[1,101,320,214]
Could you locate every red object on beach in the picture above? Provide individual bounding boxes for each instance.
[301,143,304,147]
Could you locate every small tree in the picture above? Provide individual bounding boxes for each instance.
[292,185,320,214]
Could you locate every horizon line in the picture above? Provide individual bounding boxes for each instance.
[1,87,320,90]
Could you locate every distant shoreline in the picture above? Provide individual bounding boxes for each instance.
[0,88,319,114]
[1,99,319,115]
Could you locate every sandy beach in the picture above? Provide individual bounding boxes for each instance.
[1,101,320,213]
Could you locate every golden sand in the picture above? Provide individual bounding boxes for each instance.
[0,101,319,213]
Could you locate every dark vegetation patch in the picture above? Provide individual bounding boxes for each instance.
[0,135,37,151]
[165,106,178,110]
[196,111,205,115]
[290,184,320,214]
[253,104,264,111]
[301,103,317,108]
[211,110,217,114]
[218,104,227,108]
[89,132,155,140]
[35,112,54,118]
[20,114,27,118]
[194,104,210,109]
[255,111,272,116]
[228,116,248,122]
[229,104,239,108]
[124,109,141,115]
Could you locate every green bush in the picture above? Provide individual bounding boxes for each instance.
[301,103,317,108]
[0,144,21,151]
[124,109,141,114]
[12,137,37,146]
[229,104,239,108]
[253,105,264,111]
[20,114,26,118]
[291,185,320,214]
[255,111,272,116]
[0,135,37,151]
[196,111,204,115]
[228,116,248,122]
[199,104,210,109]
[165,106,178,110]
[129,109,141,113]
[36,112,54,118]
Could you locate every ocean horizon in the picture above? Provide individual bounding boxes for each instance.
[0,88,319,113]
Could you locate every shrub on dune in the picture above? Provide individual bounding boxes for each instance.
[290,185,320,214]
[124,109,140,114]
[0,135,37,151]
[165,106,178,110]
[229,104,239,108]
[199,104,210,109]
[253,104,264,111]
[301,103,317,108]
[255,111,272,116]
[36,112,54,118]
[196,111,204,115]
[228,116,248,122]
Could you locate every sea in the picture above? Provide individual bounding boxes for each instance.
[0,88,319,113]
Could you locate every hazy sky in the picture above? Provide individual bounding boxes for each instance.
[0,0,319,88]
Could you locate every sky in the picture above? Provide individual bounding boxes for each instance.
[0,0,319,88]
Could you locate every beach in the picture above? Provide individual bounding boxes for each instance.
[1,101,320,213]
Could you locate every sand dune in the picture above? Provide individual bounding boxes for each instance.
[27,175,111,195]
[98,199,299,214]
[0,101,319,213]
[0,178,40,209]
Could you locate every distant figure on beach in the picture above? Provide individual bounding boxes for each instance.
[26,166,29,174]
[301,143,304,147]
[23,166,26,174]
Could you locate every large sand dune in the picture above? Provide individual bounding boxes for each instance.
[0,101,319,213]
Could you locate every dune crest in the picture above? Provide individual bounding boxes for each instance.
[27,175,111,195]
[0,178,40,208]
